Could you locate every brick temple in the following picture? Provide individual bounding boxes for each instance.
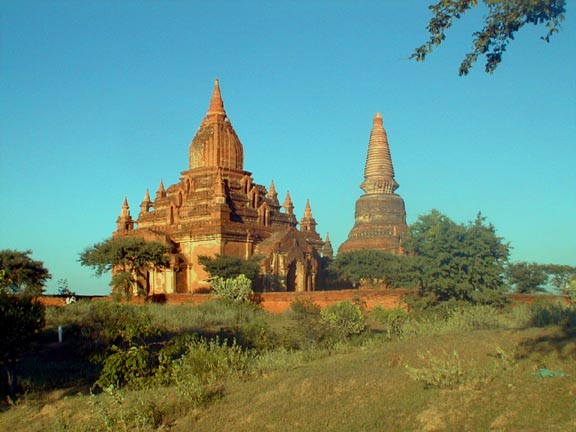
[338,113,408,254]
[114,80,332,294]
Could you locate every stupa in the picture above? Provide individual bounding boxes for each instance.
[338,113,408,254]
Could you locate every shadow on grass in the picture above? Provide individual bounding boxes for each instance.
[518,327,576,361]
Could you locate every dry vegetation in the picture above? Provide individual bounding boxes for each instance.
[1,298,575,432]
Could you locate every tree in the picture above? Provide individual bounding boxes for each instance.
[413,0,566,75]
[198,254,261,283]
[79,237,170,297]
[542,264,576,295]
[0,293,45,398]
[0,249,52,296]
[328,250,419,288]
[505,262,548,293]
[405,210,510,306]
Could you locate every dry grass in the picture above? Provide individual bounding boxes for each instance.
[2,302,575,432]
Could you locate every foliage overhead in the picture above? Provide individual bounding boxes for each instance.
[0,249,52,296]
[198,254,261,283]
[79,236,170,296]
[329,250,419,288]
[404,210,510,306]
[412,0,566,75]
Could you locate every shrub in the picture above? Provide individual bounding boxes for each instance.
[370,306,409,339]
[237,317,278,351]
[211,274,254,303]
[0,293,45,398]
[84,302,159,347]
[446,304,508,330]
[288,299,333,348]
[528,302,576,328]
[405,350,465,389]
[172,337,251,386]
[321,301,366,339]
[94,345,154,390]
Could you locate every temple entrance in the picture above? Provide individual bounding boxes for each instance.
[286,261,297,292]
[175,268,188,293]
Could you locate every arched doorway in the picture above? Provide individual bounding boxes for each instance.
[286,261,296,292]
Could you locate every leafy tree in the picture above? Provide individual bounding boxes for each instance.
[505,262,548,293]
[405,210,510,306]
[0,293,45,398]
[0,249,52,296]
[542,264,576,295]
[79,237,170,297]
[198,254,261,283]
[328,250,419,288]
[413,0,566,75]
[57,278,75,296]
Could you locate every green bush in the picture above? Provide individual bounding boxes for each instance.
[211,274,254,303]
[321,301,366,339]
[528,302,576,328]
[0,294,45,364]
[84,302,159,348]
[237,317,278,351]
[172,337,251,386]
[0,293,45,398]
[370,306,408,339]
[94,345,154,390]
[446,305,508,330]
[405,350,465,389]
[288,299,333,348]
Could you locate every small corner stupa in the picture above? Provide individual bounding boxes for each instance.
[338,113,408,254]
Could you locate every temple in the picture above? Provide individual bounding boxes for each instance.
[114,80,331,294]
[338,113,408,254]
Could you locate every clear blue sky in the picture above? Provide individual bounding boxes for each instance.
[1,1,574,295]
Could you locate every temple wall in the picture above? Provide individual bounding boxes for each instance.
[37,292,571,313]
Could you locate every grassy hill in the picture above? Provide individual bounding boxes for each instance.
[0,299,574,431]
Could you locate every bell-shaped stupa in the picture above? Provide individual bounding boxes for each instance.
[338,113,408,254]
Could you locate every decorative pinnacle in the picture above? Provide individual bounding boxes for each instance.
[283,191,294,215]
[143,189,151,203]
[360,112,399,194]
[120,196,131,218]
[206,78,226,121]
[304,199,312,218]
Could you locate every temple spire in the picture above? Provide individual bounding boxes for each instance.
[360,112,398,194]
[121,196,130,217]
[283,191,294,215]
[304,199,312,218]
[156,179,166,199]
[206,78,226,121]
[139,189,151,215]
[116,197,134,232]
[300,199,317,234]
[322,233,334,259]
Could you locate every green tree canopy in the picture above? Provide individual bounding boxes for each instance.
[542,264,576,294]
[0,249,52,296]
[328,250,419,288]
[505,262,548,293]
[405,210,510,306]
[413,0,566,75]
[198,254,261,283]
[79,237,170,297]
